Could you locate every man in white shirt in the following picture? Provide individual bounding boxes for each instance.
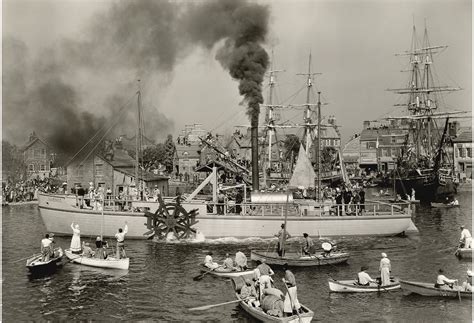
[357,266,376,286]
[115,222,128,259]
[41,234,53,262]
[460,225,472,248]
[436,269,457,289]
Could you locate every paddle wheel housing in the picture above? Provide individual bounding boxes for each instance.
[144,195,199,240]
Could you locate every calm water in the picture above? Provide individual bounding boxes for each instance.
[2,191,473,322]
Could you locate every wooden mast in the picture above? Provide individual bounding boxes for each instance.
[135,79,142,199]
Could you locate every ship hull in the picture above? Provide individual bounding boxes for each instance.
[394,174,457,203]
[38,193,417,239]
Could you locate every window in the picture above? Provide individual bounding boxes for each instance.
[29,164,34,171]
[460,148,466,158]
[367,142,376,149]
[40,164,45,171]
[95,164,103,176]
[41,148,46,156]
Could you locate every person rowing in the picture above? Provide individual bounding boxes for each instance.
[435,269,458,289]
[204,252,220,270]
[357,266,376,286]
[462,270,472,292]
[282,263,302,316]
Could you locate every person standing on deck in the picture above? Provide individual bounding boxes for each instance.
[70,223,82,254]
[275,224,291,257]
[301,233,313,256]
[115,222,128,259]
[379,252,391,286]
[359,188,366,214]
[460,225,472,248]
[41,234,53,261]
[282,263,302,316]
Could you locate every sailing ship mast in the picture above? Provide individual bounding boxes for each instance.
[135,80,143,199]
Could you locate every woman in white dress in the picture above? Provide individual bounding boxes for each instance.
[379,252,391,286]
[70,222,82,253]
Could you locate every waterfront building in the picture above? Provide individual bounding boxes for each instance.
[174,144,202,183]
[66,148,169,196]
[452,128,473,182]
[22,132,56,179]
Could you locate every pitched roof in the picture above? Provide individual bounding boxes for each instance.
[117,167,169,182]
[106,149,136,168]
[453,130,472,143]
[22,134,52,151]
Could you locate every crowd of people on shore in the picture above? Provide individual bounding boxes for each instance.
[2,177,60,203]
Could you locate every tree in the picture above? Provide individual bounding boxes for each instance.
[2,140,26,181]
[142,143,166,171]
[283,135,301,161]
[164,134,176,174]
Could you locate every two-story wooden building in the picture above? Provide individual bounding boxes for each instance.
[22,132,55,179]
[67,148,169,196]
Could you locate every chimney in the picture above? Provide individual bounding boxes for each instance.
[29,131,37,142]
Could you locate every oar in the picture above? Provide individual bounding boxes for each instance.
[188,298,249,311]
[455,281,462,302]
[282,278,302,323]
[10,254,35,263]
[193,268,216,281]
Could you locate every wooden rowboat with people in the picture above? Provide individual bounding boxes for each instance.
[230,276,314,323]
[400,280,472,298]
[200,265,256,278]
[250,249,349,267]
[26,247,64,274]
[65,248,129,270]
[328,277,400,293]
[455,248,473,259]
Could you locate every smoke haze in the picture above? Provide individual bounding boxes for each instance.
[3,0,270,156]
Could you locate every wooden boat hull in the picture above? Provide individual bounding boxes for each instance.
[39,193,417,239]
[251,250,349,267]
[400,280,472,298]
[455,248,472,259]
[65,249,129,270]
[201,266,256,278]
[431,203,459,208]
[231,277,314,323]
[328,278,400,292]
[26,247,64,274]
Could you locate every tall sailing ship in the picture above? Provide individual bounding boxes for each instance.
[389,25,463,203]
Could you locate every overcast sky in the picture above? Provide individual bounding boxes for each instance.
[3,0,472,145]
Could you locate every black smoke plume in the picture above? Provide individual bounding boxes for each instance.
[3,0,269,161]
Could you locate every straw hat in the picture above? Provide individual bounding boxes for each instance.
[381,252,387,258]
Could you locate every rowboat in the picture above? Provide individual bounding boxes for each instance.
[65,248,129,270]
[251,250,349,267]
[455,248,472,259]
[201,265,256,278]
[26,247,64,274]
[431,203,459,208]
[400,280,472,298]
[231,276,314,322]
[328,278,400,293]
